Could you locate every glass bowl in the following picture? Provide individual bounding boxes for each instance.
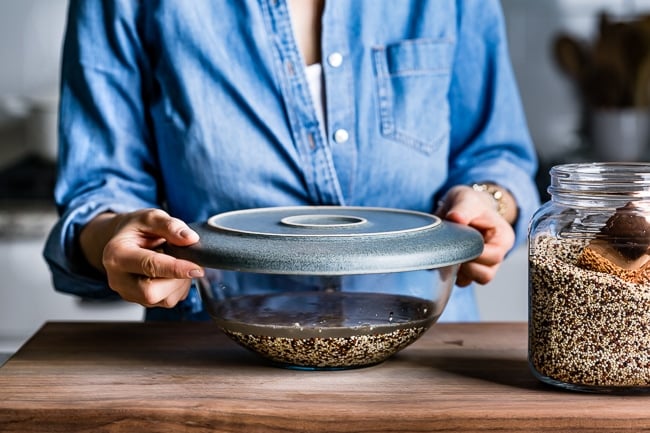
[166,206,483,369]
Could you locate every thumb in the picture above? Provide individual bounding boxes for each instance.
[126,209,200,248]
[168,225,200,246]
[440,185,494,226]
[444,209,471,226]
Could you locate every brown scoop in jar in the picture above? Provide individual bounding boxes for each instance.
[576,202,650,284]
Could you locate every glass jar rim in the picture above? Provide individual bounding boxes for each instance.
[549,162,650,201]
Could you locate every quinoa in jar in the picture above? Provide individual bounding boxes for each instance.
[529,163,650,392]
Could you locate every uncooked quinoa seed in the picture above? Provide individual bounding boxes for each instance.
[529,235,650,388]
[222,326,427,369]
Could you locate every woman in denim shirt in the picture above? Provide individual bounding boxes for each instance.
[44,0,539,322]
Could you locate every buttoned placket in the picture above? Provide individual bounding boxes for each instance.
[262,0,344,205]
[321,2,356,203]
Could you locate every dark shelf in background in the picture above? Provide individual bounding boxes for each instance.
[0,154,56,203]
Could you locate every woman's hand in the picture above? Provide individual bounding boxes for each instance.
[79,209,204,308]
[436,185,516,287]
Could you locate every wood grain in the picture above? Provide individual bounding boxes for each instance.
[1,322,649,432]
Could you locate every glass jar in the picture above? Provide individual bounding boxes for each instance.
[529,162,650,392]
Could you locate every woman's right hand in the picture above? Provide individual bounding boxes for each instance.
[79,208,204,308]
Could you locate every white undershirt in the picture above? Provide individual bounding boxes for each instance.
[304,63,326,135]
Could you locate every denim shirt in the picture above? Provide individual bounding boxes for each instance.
[44,0,539,322]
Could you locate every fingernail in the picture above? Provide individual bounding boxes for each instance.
[179,228,191,238]
[188,268,204,278]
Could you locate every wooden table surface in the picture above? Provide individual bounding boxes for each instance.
[1,321,650,432]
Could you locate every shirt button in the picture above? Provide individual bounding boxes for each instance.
[333,128,349,143]
[327,52,343,68]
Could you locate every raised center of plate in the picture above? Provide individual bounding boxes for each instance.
[280,214,367,228]
[206,206,441,237]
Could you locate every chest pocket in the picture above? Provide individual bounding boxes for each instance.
[372,39,454,155]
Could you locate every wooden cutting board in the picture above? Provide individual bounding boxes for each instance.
[1,321,650,432]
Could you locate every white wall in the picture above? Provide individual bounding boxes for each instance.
[0,0,67,165]
[0,0,66,96]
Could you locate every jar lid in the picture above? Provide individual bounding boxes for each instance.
[165,206,484,275]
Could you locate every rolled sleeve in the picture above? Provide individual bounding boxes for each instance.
[43,197,149,299]
[43,0,158,298]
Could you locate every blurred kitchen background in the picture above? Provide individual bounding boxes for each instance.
[3,0,650,356]
[0,0,143,359]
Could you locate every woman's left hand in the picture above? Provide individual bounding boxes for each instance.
[436,185,516,287]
